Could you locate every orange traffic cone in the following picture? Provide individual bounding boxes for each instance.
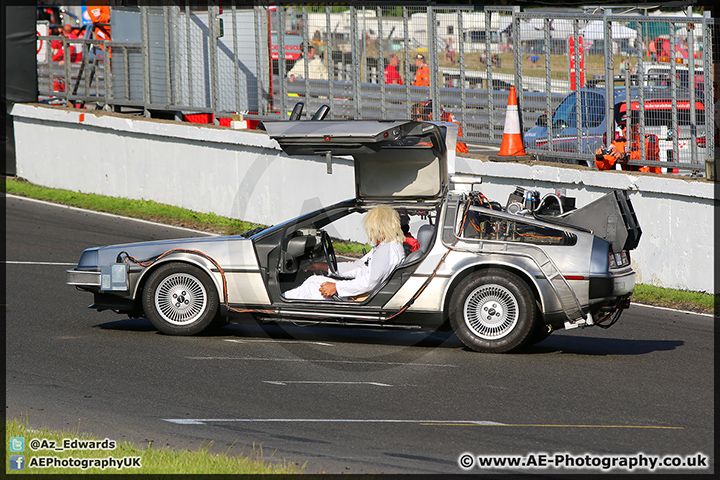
[498,86,526,156]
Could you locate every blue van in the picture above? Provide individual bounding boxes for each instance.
[524,87,707,168]
[524,87,622,166]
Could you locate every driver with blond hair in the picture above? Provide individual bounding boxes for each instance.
[283,205,406,300]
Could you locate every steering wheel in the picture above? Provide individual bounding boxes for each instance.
[320,230,338,276]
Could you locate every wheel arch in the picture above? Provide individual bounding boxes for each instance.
[442,261,544,322]
[132,255,224,304]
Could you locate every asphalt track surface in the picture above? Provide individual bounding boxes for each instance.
[5,195,715,474]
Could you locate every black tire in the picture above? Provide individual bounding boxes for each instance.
[142,262,220,335]
[449,269,537,353]
[527,321,552,346]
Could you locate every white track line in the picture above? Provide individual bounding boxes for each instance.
[162,418,680,429]
[164,418,505,426]
[224,338,335,347]
[263,381,392,387]
[5,261,77,266]
[632,302,714,318]
[186,356,457,368]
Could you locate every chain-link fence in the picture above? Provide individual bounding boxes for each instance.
[37,2,716,173]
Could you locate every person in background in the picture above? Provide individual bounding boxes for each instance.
[384,53,402,85]
[283,206,406,300]
[594,113,661,173]
[412,53,429,87]
[51,24,82,92]
[287,44,328,83]
[51,24,81,66]
[87,0,112,61]
[444,38,455,64]
[411,100,469,153]
[87,1,111,44]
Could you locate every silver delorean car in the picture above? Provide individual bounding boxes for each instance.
[67,115,640,353]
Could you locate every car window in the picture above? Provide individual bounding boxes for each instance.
[552,91,605,129]
[582,91,605,128]
[459,208,574,246]
[552,92,577,127]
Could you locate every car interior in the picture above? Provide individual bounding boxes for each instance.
[273,205,438,305]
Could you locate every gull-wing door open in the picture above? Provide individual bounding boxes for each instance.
[263,120,449,201]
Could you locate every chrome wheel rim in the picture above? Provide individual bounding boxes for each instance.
[154,273,208,325]
[463,284,519,340]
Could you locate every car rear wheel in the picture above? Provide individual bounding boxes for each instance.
[449,269,537,353]
[142,262,220,335]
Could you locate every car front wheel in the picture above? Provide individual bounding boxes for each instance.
[449,269,537,353]
[142,262,220,335]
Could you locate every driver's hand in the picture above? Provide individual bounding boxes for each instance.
[304,262,328,273]
[319,282,337,297]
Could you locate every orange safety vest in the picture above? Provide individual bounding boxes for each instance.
[87,5,111,55]
[628,134,661,173]
[439,110,469,153]
[412,64,430,87]
[595,135,661,173]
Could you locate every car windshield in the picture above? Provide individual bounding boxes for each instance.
[552,91,605,129]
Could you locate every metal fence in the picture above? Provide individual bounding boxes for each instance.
[37,2,716,173]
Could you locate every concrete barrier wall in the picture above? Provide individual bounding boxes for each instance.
[11,103,715,293]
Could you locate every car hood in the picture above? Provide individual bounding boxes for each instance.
[79,235,255,270]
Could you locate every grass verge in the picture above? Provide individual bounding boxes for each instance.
[5,176,369,256]
[5,176,261,236]
[632,284,715,315]
[6,418,301,474]
[5,176,715,314]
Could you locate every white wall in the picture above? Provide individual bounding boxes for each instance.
[11,103,714,293]
[11,104,357,234]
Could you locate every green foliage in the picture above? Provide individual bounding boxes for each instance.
[5,177,261,236]
[633,284,714,314]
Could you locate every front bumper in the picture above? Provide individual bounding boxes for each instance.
[67,262,129,292]
[66,269,101,288]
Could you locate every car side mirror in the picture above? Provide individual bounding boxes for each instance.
[535,113,547,127]
[311,105,330,120]
[289,102,304,121]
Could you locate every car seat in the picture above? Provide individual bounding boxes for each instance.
[404,224,434,263]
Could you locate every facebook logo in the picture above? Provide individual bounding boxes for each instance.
[10,436,25,452]
[10,455,25,470]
